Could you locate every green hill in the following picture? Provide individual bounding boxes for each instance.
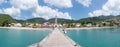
[16,15,120,25]
[48,18,74,24]
[16,20,25,23]
[0,13,118,26]
[75,15,120,27]
[0,14,16,26]
[26,18,47,24]
[16,18,73,24]
[78,16,114,22]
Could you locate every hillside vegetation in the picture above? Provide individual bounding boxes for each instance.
[1,13,120,27]
[0,14,16,26]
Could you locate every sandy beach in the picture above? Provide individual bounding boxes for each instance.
[0,26,116,31]
[66,27,116,30]
[0,27,53,30]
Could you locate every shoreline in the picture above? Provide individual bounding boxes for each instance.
[0,27,53,30]
[0,26,117,30]
[66,27,117,30]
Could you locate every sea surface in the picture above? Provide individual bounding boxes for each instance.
[0,28,50,47]
[66,28,120,47]
[0,28,120,47]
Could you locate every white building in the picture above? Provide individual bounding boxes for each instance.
[76,23,81,28]
[11,23,22,27]
[86,23,92,27]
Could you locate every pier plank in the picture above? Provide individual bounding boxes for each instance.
[28,28,80,47]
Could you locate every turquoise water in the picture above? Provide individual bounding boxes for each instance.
[67,28,120,47]
[0,28,50,47]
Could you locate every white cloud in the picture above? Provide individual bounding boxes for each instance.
[0,9,3,13]
[32,6,72,20]
[0,0,72,20]
[88,10,111,17]
[10,0,72,19]
[89,0,120,17]
[10,0,38,10]
[44,0,73,8]
[76,0,92,7]
[4,7,21,19]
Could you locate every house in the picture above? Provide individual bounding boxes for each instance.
[10,23,22,27]
[42,22,50,28]
[76,23,81,28]
[63,23,68,28]
[27,23,33,27]
[86,23,92,27]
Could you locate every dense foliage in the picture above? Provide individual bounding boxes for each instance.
[0,14,16,26]
[48,18,75,24]
[12,15,120,26]
[26,18,47,24]
[16,18,75,24]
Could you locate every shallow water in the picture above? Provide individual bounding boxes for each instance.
[0,28,50,47]
[66,28,120,47]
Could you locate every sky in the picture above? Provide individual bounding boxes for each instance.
[0,0,120,20]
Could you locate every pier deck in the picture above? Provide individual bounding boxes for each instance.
[28,28,80,47]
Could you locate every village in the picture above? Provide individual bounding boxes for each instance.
[9,21,118,28]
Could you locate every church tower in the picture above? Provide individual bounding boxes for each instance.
[55,16,57,25]
[54,16,58,28]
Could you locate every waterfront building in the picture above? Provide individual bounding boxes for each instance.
[86,23,92,27]
[76,23,81,28]
[10,23,22,27]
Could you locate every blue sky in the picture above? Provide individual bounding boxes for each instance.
[0,0,120,20]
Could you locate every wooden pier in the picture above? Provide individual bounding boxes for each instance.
[28,28,81,47]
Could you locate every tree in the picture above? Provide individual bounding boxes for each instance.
[0,14,16,26]
[21,22,27,27]
[2,20,11,27]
